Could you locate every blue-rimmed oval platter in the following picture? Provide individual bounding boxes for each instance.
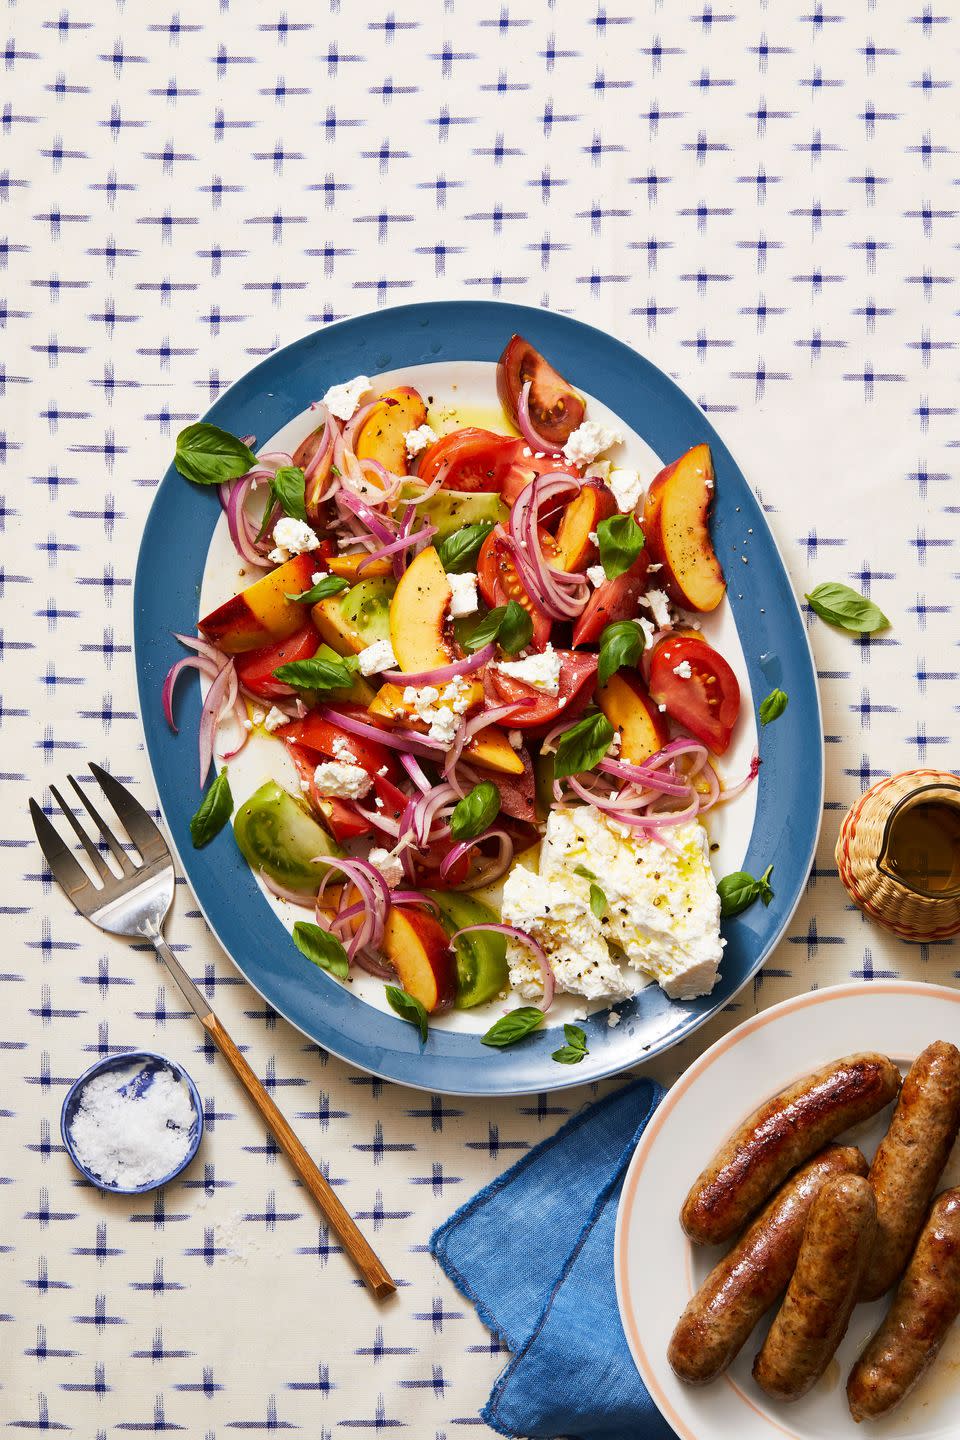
[134,301,822,1095]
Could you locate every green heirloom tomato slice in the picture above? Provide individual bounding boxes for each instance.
[425,889,509,1009]
[233,780,341,891]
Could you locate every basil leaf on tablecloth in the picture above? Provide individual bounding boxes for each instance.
[450,781,501,842]
[385,985,429,1044]
[759,688,788,726]
[805,583,889,634]
[553,711,614,780]
[436,522,495,573]
[482,1006,545,1048]
[597,619,645,688]
[189,768,233,848]
[597,513,645,580]
[292,922,350,979]
[174,422,257,486]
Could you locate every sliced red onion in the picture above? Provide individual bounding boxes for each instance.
[198,658,236,787]
[358,521,438,576]
[382,643,492,688]
[317,705,448,757]
[162,654,220,732]
[598,757,691,798]
[343,396,385,451]
[173,631,229,666]
[391,891,440,914]
[439,829,514,891]
[225,476,273,567]
[259,870,316,906]
[464,697,536,739]
[516,379,564,456]
[718,752,761,803]
[335,486,398,545]
[452,923,555,1011]
[352,948,396,980]
[399,753,432,794]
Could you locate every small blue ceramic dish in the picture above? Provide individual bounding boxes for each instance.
[60,1051,203,1194]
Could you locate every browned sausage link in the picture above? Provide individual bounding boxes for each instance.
[860,1041,960,1301]
[668,1146,868,1386]
[847,1188,960,1422]
[681,1053,900,1246]
[753,1174,877,1402]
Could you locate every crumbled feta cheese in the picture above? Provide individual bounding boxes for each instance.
[404,423,438,459]
[496,643,561,695]
[331,735,353,761]
[262,705,287,733]
[588,530,599,544]
[641,588,673,629]
[609,730,622,754]
[251,708,266,725]
[637,616,656,649]
[673,659,693,680]
[562,420,624,467]
[403,679,470,744]
[587,564,607,588]
[403,684,440,710]
[311,571,326,585]
[608,1010,622,1028]
[312,760,372,800]
[357,638,397,676]
[442,677,473,715]
[447,571,479,618]
[322,374,371,421]
[368,846,404,888]
[268,516,321,565]
[608,467,644,514]
[507,730,523,750]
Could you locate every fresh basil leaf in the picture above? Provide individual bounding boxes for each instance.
[270,465,307,523]
[385,985,429,1044]
[286,574,350,604]
[481,1006,545,1049]
[292,921,349,979]
[589,883,608,920]
[598,618,645,688]
[597,513,645,581]
[717,864,775,919]
[805,583,889,634]
[450,781,501,842]
[462,600,532,656]
[553,711,614,780]
[174,422,257,486]
[573,864,598,882]
[436,521,495,573]
[272,654,358,691]
[189,768,233,848]
[552,1023,588,1064]
[759,688,788,726]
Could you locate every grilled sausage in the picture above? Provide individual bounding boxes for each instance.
[752,1174,877,1402]
[860,1041,960,1300]
[681,1053,900,1246]
[668,1146,868,1385]
[847,1188,960,1422]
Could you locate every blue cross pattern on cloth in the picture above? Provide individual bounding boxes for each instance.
[3,0,959,1435]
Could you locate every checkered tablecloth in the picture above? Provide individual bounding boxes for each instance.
[4,1,958,1433]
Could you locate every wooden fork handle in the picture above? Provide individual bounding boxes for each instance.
[200,1011,396,1300]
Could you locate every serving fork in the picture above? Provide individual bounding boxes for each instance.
[29,762,395,1300]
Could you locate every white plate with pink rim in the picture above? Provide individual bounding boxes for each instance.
[615,980,960,1440]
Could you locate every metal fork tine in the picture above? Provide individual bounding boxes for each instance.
[88,762,168,863]
[29,798,96,906]
[49,784,112,881]
[67,774,134,874]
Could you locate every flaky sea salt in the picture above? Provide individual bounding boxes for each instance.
[68,1061,198,1188]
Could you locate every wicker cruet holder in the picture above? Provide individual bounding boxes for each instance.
[836,769,960,942]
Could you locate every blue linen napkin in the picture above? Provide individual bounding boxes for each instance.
[430,1077,678,1440]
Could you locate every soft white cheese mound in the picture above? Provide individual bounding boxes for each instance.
[500,807,723,1003]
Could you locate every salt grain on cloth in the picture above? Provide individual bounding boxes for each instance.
[68,1062,197,1188]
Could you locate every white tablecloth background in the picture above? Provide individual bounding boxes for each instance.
[5,1,958,1433]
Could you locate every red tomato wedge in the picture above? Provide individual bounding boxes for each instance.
[285,742,375,843]
[647,635,741,755]
[476,527,553,651]
[483,748,537,824]
[234,626,320,700]
[278,707,397,779]
[416,428,519,492]
[571,553,651,648]
[500,450,583,507]
[485,650,598,731]
[496,335,585,447]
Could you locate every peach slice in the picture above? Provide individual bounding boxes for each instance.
[355,386,427,477]
[553,481,617,572]
[642,443,725,612]
[389,545,452,674]
[467,725,525,776]
[200,553,316,654]
[325,553,393,582]
[367,680,484,723]
[597,670,670,765]
[382,905,457,1014]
